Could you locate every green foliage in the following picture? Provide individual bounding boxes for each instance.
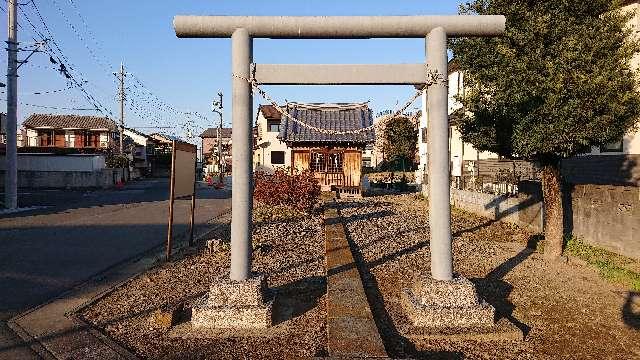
[253,168,321,212]
[105,154,130,168]
[450,0,640,162]
[565,236,640,291]
[382,116,418,170]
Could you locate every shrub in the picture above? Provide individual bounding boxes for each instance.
[106,154,130,168]
[253,168,321,212]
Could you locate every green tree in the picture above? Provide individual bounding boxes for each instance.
[382,116,418,171]
[450,0,640,259]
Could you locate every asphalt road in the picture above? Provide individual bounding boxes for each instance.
[0,178,231,359]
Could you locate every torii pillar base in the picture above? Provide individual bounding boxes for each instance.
[401,273,523,342]
[402,273,494,328]
[191,274,273,329]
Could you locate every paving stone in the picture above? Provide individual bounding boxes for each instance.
[324,202,388,358]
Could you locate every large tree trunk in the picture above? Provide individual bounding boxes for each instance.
[540,161,564,259]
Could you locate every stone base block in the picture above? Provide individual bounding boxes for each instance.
[191,296,273,329]
[402,273,495,329]
[207,274,267,307]
[192,274,274,329]
[402,289,494,328]
[410,273,479,307]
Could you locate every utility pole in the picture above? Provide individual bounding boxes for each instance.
[118,62,125,154]
[4,0,18,209]
[212,92,223,183]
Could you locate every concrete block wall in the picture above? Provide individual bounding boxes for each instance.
[562,155,640,186]
[567,184,640,259]
[0,168,128,189]
[0,154,106,172]
[450,189,543,232]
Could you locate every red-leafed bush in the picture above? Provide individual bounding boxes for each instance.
[253,168,321,212]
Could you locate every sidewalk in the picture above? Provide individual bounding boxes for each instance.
[0,179,231,359]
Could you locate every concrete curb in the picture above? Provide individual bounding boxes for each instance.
[7,209,231,360]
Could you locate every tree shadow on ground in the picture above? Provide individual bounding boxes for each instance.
[622,292,640,330]
[470,247,533,337]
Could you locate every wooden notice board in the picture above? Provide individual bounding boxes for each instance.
[173,142,197,197]
[166,140,198,261]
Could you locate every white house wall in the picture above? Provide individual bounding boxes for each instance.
[253,111,291,173]
[417,68,499,184]
[416,90,428,184]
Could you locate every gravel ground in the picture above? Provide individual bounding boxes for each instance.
[81,194,639,359]
[81,208,327,360]
[339,194,640,359]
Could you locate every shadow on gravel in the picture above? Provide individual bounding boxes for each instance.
[272,276,326,326]
[338,207,463,359]
[335,200,393,210]
[339,209,396,224]
[471,248,533,338]
[622,292,640,330]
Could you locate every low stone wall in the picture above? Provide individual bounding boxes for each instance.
[450,185,640,260]
[0,153,106,172]
[450,189,543,232]
[562,155,640,186]
[567,184,640,259]
[0,168,128,189]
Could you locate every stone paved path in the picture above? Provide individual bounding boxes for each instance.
[324,202,388,358]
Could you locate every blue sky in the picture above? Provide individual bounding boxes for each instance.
[1,0,461,142]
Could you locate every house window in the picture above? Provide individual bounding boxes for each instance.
[311,151,343,173]
[65,132,75,148]
[600,139,623,153]
[40,132,52,146]
[421,128,427,143]
[271,151,285,164]
[267,120,280,132]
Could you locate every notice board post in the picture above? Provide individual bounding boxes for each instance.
[166,140,198,261]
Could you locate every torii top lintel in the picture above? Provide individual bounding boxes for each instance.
[173,15,506,39]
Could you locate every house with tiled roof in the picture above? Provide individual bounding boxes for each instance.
[200,127,232,175]
[254,102,375,194]
[21,113,117,149]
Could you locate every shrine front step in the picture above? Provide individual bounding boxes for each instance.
[324,204,387,358]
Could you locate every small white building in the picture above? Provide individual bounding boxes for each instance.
[253,104,291,173]
[416,62,499,185]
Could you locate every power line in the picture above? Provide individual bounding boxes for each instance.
[18,2,115,117]
[0,83,75,95]
[0,98,96,111]
[50,0,112,73]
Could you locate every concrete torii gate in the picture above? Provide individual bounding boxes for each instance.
[173,15,506,329]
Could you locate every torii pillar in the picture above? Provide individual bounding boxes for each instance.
[173,15,505,330]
